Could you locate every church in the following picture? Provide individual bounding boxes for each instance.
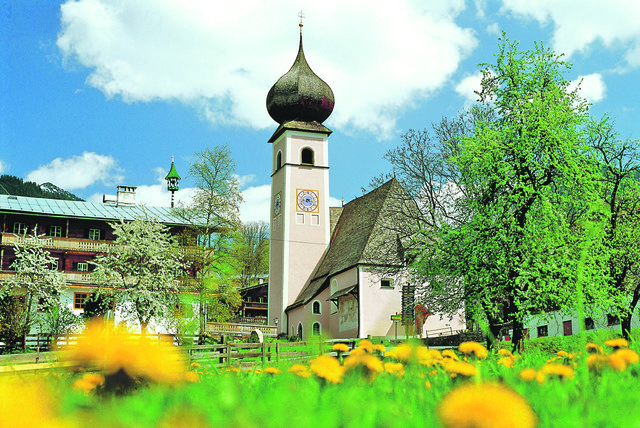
[265,23,465,340]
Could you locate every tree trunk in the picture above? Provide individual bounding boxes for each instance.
[510,320,525,354]
[621,314,632,341]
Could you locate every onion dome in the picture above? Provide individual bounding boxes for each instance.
[266,26,335,125]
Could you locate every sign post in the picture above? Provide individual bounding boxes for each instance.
[390,313,402,340]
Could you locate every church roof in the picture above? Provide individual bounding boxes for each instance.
[266,27,335,125]
[286,178,411,311]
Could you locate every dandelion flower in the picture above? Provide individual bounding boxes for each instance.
[445,361,478,378]
[585,343,604,354]
[458,342,488,359]
[184,371,200,383]
[288,364,312,378]
[497,356,516,368]
[438,383,537,428]
[416,347,443,366]
[372,343,386,353]
[614,348,640,366]
[606,353,628,371]
[332,343,349,353]
[309,355,345,384]
[425,380,432,389]
[540,363,574,380]
[384,362,405,378]
[519,368,538,382]
[587,354,607,372]
[442,349,459,361]
[264,367,283,375]
[73,373,105,394]
[386,343,413,362]
[0,378,71,428]
[357,339,374,353]
[344,352,384,381]
[556,350,575,360]
[604,338,629,349]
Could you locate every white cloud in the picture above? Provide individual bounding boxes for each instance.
[569,73,606,105]
[486,23,500,35]
[0,160,8,174]
[501,1,640,67]
[240,184,270,224]
[57,0,477,140]
[454,72,484,106]
[26,152,123,190]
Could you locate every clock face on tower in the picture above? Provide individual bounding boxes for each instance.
[296,189,319,213]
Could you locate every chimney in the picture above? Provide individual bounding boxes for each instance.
[116,186,137,206]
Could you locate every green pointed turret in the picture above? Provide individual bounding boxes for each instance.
[165,156,180,207]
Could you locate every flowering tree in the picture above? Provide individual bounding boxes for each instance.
[1,231,67,349]
[91,217,189,335]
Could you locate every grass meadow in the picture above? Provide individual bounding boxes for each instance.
[3,324,640,428]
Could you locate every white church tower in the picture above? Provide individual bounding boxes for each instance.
[266,22,335,334]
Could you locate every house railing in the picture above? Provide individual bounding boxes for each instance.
[1,233,116,252]
[206,322,278,337]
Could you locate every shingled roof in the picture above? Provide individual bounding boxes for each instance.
[287,178,411,311]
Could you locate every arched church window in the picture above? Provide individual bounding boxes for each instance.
[312,322,321,336]
[301,147,314,165]
[297,323,303,340]
[312,300,321,314]
[276,151,282,170]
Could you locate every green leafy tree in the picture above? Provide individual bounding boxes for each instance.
[174,144,243,338]
[1,231,67,350]
[386,36,613,351]
[230,221,269,288]
[91,217,189,335]
[590,121,640,339]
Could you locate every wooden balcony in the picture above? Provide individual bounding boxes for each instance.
[0,271,95,285]
[1,233,115,253]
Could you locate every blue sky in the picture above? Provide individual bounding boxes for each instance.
[2,1,640,223]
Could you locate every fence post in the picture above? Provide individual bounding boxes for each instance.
[226,343,231,367]
[261,342,266,366]
[276,342,280,366]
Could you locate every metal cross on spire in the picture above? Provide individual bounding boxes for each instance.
[298,10,305,29]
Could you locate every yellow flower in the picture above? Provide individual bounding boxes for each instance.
[425,380,431,390]
[497,348,512,357]
[585,343,604,354]
[604,338,629,349]
[383,362,405,378]
[497,356,516,368]
[442,349,459,361]
[344,352,384,381]
[288,364,312,378]
[73,373,105,394]
[264,367,283,375]
[416,346,443,366]
[606,353,628,371]
[556,350,575,360]
[458,342,488,359]
[372,343,386,353]
[309,355,345,384]
[438,383,537,428]
[519,368,538,382]
[357,339,374,353]
[385,343,413,362]
[614,348,640,365]
[539,363,574,381]
[184,371,200,383]
[0,378,73,428]
[445,361,478,377]
[587,354,607,372]
[190,362,201,368]
[332,343,349,353]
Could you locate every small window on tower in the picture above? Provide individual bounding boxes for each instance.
[276,151,282,170]
[301,148,314,165]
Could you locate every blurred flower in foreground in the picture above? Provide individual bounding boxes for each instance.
[73,373,105,394]
[445,361,478,378]
[61,319,188,393]
[438,382,537,428]
[344,352,384,381]
[604,338,628,349]
[0,378,74,428]
[383,362,405,378]
[309,355,345,384]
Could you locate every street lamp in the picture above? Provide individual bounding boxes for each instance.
[274,317,279,327]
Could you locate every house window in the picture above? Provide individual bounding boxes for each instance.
[312,322,321,336]
[76,262,89,272]
[13,222,28,235]
[50,259,59,271]
[49,225,62,237]
[312,300,321,314]
[301,148,314,165]
[607,314,620,326]
[296,213,305,224]
[585,317,595,330]
[258,297,264,303]
[74,292,90,310]
[88,229,101,240]
[537,325,548,337]
[246,297,251,303]
[381,278,394,289]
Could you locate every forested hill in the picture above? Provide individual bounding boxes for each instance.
[0,175,83,201]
